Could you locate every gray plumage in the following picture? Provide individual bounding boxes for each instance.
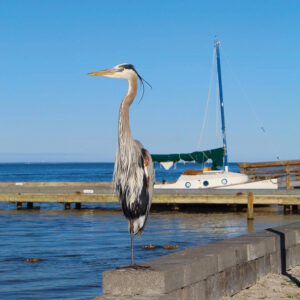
[88,63,154,266]
[113,65,154,236]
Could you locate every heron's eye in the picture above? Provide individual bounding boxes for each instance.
[118,67,125,72]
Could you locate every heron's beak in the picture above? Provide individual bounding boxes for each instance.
[87,68,117,76]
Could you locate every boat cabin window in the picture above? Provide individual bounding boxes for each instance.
[203,180,209,187]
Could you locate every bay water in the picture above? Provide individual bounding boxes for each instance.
[0,163,299,300]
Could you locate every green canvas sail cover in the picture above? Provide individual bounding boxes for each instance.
[151,147,224,169]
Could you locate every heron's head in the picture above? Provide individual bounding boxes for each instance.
[88,63,139,80]
[88,63,152,101]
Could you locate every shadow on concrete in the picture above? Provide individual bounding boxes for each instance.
[267,228,300,287]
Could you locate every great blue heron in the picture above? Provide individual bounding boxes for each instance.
[88,63,154,268]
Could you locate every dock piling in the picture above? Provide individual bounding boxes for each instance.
[16,202,22,210]
[64,203,71,210]
[247,219,254,233]
[286,165,291,189]
[247,192,254,220]
[27,202,33,209]
[284,205,292,214]
[75,203,81,209]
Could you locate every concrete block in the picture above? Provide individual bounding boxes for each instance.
[183,254,218,285]
[182,280,206,300]
[256,254,271,281]
[96,290,187,300]
[215,241,248,265]
[160,288,184,300]
[214,245,239,271]
[270,251,281,274]
[148,247,218,285]
[205,272,225,300]
[245,237,276,260]
[102,263,185,296]
[295,244,300,265]
[95,295,163,300]
[248,230,280,252]
[296,229,300,244]
[150,245,219,284]
[98,223,300,300]
[285,222,300,244]
[286,246,297,269]
[184,243,239,272]
[239,260,257,290]
[224,265,242,296]
[264,253,272,276]
[269,224,298,248]
[103,247,218,297]
[280,221,300,230]
[217,232,277,261]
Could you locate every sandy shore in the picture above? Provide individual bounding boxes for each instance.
[222,266,300,300]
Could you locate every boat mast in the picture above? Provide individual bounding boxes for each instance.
[214,40,228,171]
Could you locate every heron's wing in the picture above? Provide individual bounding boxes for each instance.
[134,146,154,236]
[128,140,154,236]
[142,148,155,214]
[141,148,150,187]
[134,140,152,188]
[114,140,155,236]
[136,142,154,188]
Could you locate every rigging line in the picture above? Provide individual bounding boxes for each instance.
[222,51,281,161]
[222,52,265,133]
[196,47,216,150]
[215,82,219,138]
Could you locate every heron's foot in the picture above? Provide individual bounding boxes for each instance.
[116,264,150,270]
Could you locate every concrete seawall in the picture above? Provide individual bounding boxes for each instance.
[96,222,300,300]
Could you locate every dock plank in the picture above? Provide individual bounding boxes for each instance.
[0,182,299,206]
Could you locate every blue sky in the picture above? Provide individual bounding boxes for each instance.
[0,0,299,162]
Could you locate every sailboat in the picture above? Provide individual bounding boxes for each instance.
[152,41,278,189]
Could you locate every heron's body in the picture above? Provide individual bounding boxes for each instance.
[114,75,154,236]
[88,63,154,266]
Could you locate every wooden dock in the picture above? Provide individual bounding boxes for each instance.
[0,182,300,217]
[239,159,300,189]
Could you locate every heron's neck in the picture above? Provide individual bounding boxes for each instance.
[118,77,138,145]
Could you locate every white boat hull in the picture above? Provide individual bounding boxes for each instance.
[154,170,278,189]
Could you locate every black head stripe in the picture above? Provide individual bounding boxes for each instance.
[119,64,135,70]
[118,63,152,102]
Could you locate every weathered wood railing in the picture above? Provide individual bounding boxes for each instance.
[238,159,300,189]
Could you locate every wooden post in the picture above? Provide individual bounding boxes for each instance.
[286,166,290,189]
[247,192,254,220]
[16,202,22,210]
[27,202,33,209]
[172,204,180,211]
[75,203,81,209]
[64,203,71,210]
[247,219,254,233]
[284,205,291,214]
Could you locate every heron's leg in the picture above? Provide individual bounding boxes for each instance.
[131,231,134,265]
[115,219,149,270]
[129,219,135,265]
